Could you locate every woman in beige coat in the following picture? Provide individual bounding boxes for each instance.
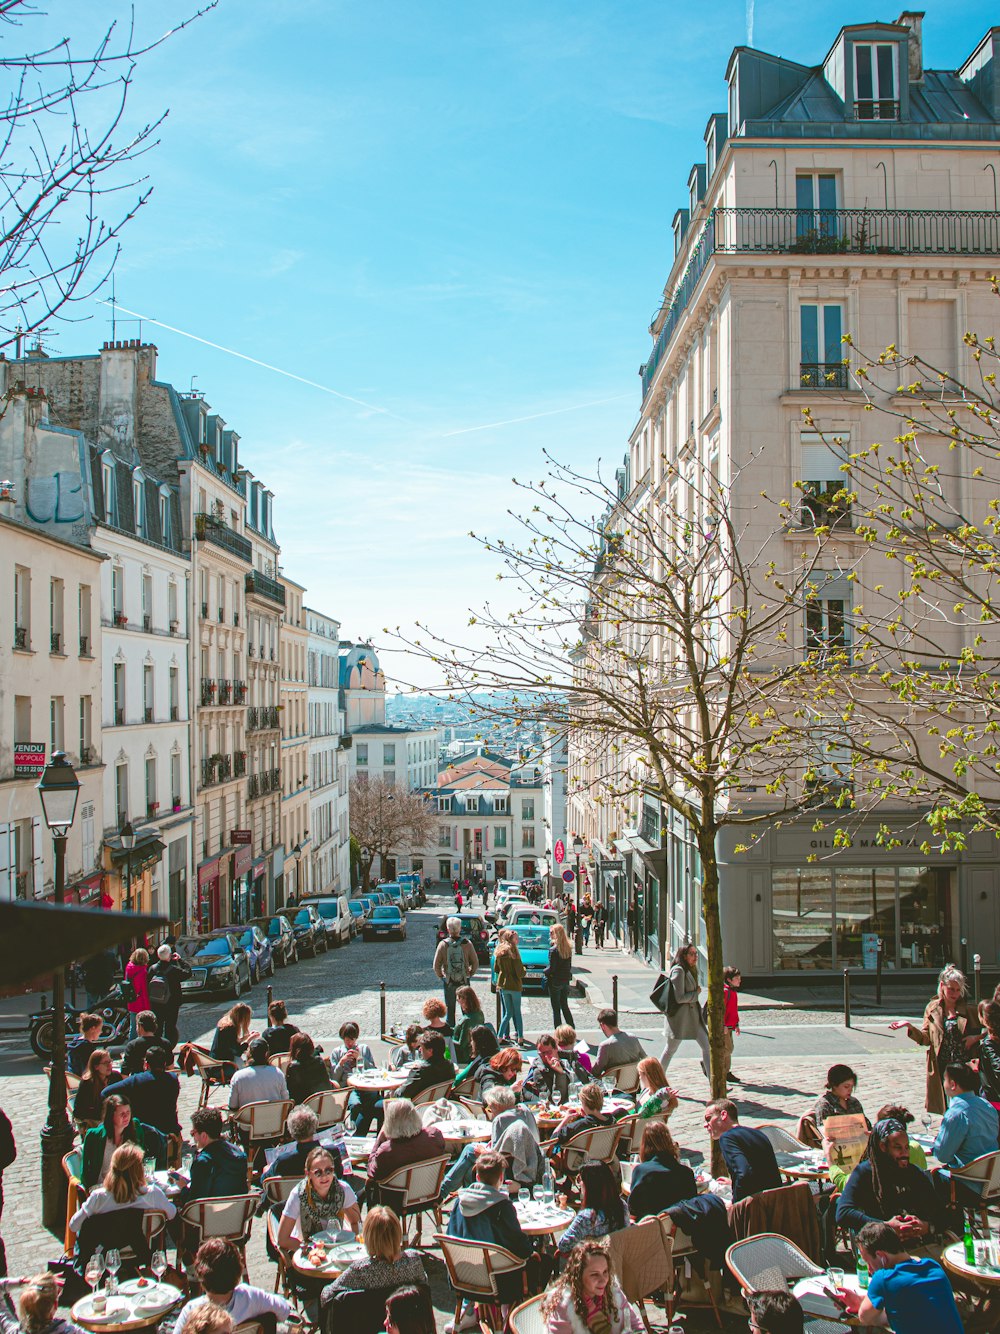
[890,963,980,1113]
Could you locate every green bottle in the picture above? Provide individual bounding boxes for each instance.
[964,1214,976,1266]
[856,1253,869,1290]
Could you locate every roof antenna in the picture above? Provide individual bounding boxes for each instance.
[110,277,116,342]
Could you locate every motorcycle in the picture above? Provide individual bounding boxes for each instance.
[29,985,130,1061]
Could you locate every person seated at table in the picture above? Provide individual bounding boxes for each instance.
[590,1009,646,1078]
[67,1014,105,1078]
[977,998,1000,1113]
[451,1025,500,1092]
[119,1010,173,1075]
[479,1046,522,1097]
[0,1273,88,1334]
[73,1048,116,1126]
[277,1146,361,1255]
[703,1099,781,1203]
[744,1291,806,1334]
[627,1121,698,1221]
[554,1025,593,1079]
[228,1038,289,1112]
[554,1082,615,1146]
[263,1106,345,1185]
[446,1149,537,1327]
[932,1062,1000,1189]
[835,1117,947,1242]
[261,999,299,1056]
[102,1045,181,1139]
[827,1103,928,1191]
[811,1063,868,1131]
[367,1098,446,1210]
[390,1023,423,1071]
[542,1238,644,1334]
[441,1086,541,1196]
[395,1030,455,1102]
[421,996,453,1041]
[173,1239,291,1334]
[183,1107,248,1203]
[182,1309,233,1334]
[209,1003,256,1082]
[635,1056,679,1119]
[286,1032,334,1106]
[384,1285,435,1334]
[320,1204,427,1300]
[452,986,485,1066]
[81,1094,166,1189]
[834,1220,964,1333]
[522,1034,571,1105]
[329,1021,381,1134]
[70,1142,176,1234]
[556,1162,629,1253]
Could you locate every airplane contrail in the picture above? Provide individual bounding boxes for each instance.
[98,301,410,423]
[440,392,633,438]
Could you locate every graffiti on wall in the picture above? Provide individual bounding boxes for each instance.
[25,471,85,524]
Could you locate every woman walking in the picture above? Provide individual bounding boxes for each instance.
[545,924,574,1027]
[890,963,981,1113]
[124,949,150,1040]
[660,943,710,1075]
[494,929,526,1047]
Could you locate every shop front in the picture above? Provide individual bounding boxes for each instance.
[196,855,221,933]
[231,845,252,923]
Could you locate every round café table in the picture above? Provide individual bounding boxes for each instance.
[513,1200,575,1237]
[291,1235,368,1282]
[150,1168,187,1198]
[347,1069,407,1093]
[941,1239,1000,1316]
[792,1274,864,1327]
[439,1118,492,1150]
[774,1149,830,1183]
[72,1284,182,1333]
[344,1134,377,1166]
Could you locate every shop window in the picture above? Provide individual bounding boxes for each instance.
[772,867,833,970]
[835,868,896,969]
[898,866,958,969]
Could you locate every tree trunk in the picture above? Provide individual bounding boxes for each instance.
[361,860,371,894]
[698,817,727,1176]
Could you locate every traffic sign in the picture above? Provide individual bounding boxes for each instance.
[553,840,565,865]
[562,868,575,884]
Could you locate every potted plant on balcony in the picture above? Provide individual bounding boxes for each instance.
[172,797,182,813]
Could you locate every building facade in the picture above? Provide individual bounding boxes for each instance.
[280,576,310,901]
[307,608,350,895]
[569,13,1000,978]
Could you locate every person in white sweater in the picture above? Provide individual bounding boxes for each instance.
[173,1240,290,1334]
[69,1143,176,1233]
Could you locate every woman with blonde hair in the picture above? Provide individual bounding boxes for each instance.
[124,949,150,1040]
[891,963,981,1112]
[277,1147,360,1254]
[321,1205,427,1297]
[209,1002,256,1082]
[635,1056,679,1119]
[545,924,574,1028]
[494,929,526,1046]
[0,1274,87,1334]
[542,1240,643,1334]
[70,1142,176,1233]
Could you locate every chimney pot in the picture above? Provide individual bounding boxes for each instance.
[897,10,924,84]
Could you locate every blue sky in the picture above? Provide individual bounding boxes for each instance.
[20,1,990,684]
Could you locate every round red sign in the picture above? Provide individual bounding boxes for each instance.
[553,840,565,864]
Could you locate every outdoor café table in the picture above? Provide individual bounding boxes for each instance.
[72,1283,183,1333]
[792,1273,864,1326]
[513,1199,575,1238]
[533,1096,634,1133]
[941,1239,1000,1314]
[150,1168,188,1197]
[344,1134,377,1166]
[774,1148,830,1183]
[439,1118,492,1151]
[292,1233,368,1281]
[347,1069,407,1094]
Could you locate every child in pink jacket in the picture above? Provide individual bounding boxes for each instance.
[125,947,150,1038]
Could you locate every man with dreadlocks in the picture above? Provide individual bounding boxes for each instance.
[835,1117,947,1242]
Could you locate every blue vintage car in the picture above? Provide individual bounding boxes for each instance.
[491,922,550,993]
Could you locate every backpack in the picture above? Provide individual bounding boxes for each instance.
[147,971,170,1006]
[445,938,468,984]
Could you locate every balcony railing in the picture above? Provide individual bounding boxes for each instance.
[233,681,247,704]
[15,871,29,899]
[247,773,260,800]
[13,626,27,650]
[854,99,900,121]
[144,706,154,723]
[50,631,62,653]
[218,679,232,704]
[799,362,850,390]
[248,766,281,801]
[143,614,152,632]
[113,610,128,628]
[641,207,1000,400]
[246,705,280,732]
[79,635,90,656]
[195,512,253,562]
[200,760,218,789]
[245,569,286,607]
[114,706,125,726]
[200,678,216,707]
[170,704,180,721]
[247,705,258,731]
[234,750,247,777]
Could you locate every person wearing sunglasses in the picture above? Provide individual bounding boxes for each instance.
[746,1291,805,1334]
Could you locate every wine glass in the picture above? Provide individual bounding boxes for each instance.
[151,1251,167,1284]
[84,1254,104,1292]
[105,1250,121,1294]
[921,1112,932,1136]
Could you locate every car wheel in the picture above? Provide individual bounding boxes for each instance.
[268,955,275,978]
[251,963,259,986]
[232,970,243,999]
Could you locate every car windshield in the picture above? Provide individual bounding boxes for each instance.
[265,919,283,937]
[348,903,363,914]
[313,903,336,918]
[510,910,558,927]
[513,926,550,950]
[293,910,310,926]
[373,906,401,920]
[180,937,230,960]
[237,930,256,948]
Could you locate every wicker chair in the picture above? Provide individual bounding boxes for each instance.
[435,1233,528,1332]
[178,1194,258,1274]
[948,1149,1000,1235]
[140,1208,170,1252]
[508,1294,546,1334]
[62,1149,86,1253]
[187,1047,232,1109]
[231,1099,294,1184]
[269,1052,292,1072]
[604,1062,641,1094]
[616,1112,672,1157]
[377,1154,449,1244]
[302,1087,350,1130]
[559,1122,622,1173]
[757,1123,810,1154]
[726,1232,823,1295]
[457,1096,486,1119]
[450,1074,478,1101]
[607,1216,674,1334]
[410,1079,454,1108]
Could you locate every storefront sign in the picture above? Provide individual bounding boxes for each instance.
[233,845,252,878]
[600,859,625,874]
[197,857,220,888]
[14,742,46,775]
[554,840,565,864]
[862,933,880,970]
[231,829,252,845]
[252,861,266,880]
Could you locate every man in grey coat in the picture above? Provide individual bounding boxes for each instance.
[590,1008,647,1076]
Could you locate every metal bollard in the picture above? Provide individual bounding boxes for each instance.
[612,974,619,1015]
[961,937,969,974]
[380,982,387,1038]
[975,954,982,1005]
[266,983,273,1011]
[875,939,883,1008]
[844,968,852,1029]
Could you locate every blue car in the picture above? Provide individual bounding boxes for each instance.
[236,923,274,985]
[363,904,406,942]
[491,923,550,993]
[176,933,253,999]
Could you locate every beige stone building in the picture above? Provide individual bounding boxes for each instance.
[570,13,1000,978]
[280,576,310,901]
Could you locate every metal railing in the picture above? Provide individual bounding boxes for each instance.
[195,512,252,562]
[200,678,216,706]
[218,679,232,704]
[234,751,247,777]
[233,681,247,703]
[13,626,27,650]
[50,631,61,653]
[144,706,154,723]
[79,635,90,656]
[799,362,850,389]
[15,871,29,898]
[245,569,286,607]
[246,705,280,732]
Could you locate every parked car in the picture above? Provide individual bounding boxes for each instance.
[506,906,561,931]
[490,922,550,994]
[234,923,275,983]
[176,932,253,998]
[363,904,406,942]
[301,894,353,948]
[278,904,329,957]
[398,873,424,906]
[435,912,490,963]
[381,883,406,910]
[250,914,298,968]
[347,900,368,934]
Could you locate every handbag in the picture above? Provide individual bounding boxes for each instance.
[650,972,676,1015]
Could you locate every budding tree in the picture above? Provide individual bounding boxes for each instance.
[349,776,436,892]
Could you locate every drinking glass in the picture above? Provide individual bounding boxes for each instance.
[84,1256,104,1292]
[517,1188,529,1206]
[826,1267,844,1292]
[105,1250,121,1293]
[920,1113,932,1134]
[151,1251,168,1282]
[143,1155,156,1183]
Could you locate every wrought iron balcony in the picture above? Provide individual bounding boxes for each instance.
[246,704,280,732]
[245,569,286,607]
[233,681,247,704]
[218,679,232,704]
[13,626,27,650]
[234,750,247,777]
[799,362,850,390]
[50,632,62,653]
[200,677,216,707]
[144,706,154,723]
[641,207,1000,400]
[201,759,218,789]
[79,635,90,656]
[248,773,260,800]
[247,706,259,731]
[195,512,253,562]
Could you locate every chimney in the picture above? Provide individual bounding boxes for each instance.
[897,11,924,85]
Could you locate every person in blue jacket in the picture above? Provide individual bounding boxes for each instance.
[703,1099,781,1202]
[932,1062,1000,1201]
[835,1220,964,1333]
[183,1107,248,1203]
[835,1118,946,1243]
[446,1149,535,1330]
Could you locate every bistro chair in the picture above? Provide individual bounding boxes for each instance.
[378,1154,449,1245]
[261,1178,301,1301]
[948,1149,1000,1234]
[435,1234,528,1333]
[507,1295,546,1334]
[449,1074,479,1101]
[231,1099,294,1184]
[269,1053,292,1073]
[757,1123,810,1155]
[726,1232,823,1295]
[604,1062,641,1095]
[557,1122,622,1174]
[178,1194,257,1274]
[410,1079,454,1108]
[302,1087,350,1130]
[187,1047,232,1110]
[617,1112,671,1157]
[62,1150,87,1253]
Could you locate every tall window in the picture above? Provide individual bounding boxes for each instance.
[142,574,153,631]
[113,662,126,725]
[14,565,29,648]
[521,798,535,820]
[112,565,124,618]
[355,743,368,765]
[50,578,64,653]
[799,305,845,388]
[521,827,535,848]
[143,664,154,721]
[171,752,182,806]
[169,666,179,721]
[145,757,157,814]
[133,475,144,535]
[383,743,395,765]
[799,432,852,528]
[115,763,128,825]
[493,827,507,848]
[102,460,117,524]
[168,580,178,630]
[804,572,852,664]
[49,697,64,751]
[78,584,92,655]
[81,801,95,871]
[795,173,838,241]
[854,42,898,120]
[159,490,171,545]
[79,695,92,762]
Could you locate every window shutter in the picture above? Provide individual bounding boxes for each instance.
[0,825,11,900]
[32,816,44,897]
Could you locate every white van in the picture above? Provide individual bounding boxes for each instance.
[301,894,353,947]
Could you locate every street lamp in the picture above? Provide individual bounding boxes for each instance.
[36,750,80,1234]
[572,833,585,956]
[120,818,136,912]
[290,842,302,904]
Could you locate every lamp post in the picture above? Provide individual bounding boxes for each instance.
[37,750,80,1234]
[289,842,302,904]
[120,818,136,912]
[572,834,585,956]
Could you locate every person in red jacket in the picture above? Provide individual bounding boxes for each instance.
[724,966,742,1086]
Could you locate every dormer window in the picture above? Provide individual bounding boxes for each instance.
[854,42,898,120]
[101,458,117,525]
[159,487,171,547]
[133,472,144,536]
